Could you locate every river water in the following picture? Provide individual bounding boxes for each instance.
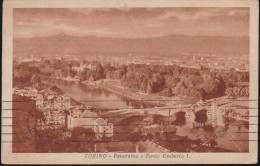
[41,77,155,110]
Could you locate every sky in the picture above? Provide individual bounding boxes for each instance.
[13,8,249,38]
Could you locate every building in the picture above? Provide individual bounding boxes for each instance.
[35,94,71,111]
[54,95,71,110]
[93,118,114,139]
[67,109,114,139]
[13,87,38,99]
[35,94,45,107]
[36,111,66,130]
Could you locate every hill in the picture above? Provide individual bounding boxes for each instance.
[13,33,249,57]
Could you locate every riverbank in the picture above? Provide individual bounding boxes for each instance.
[46,76,80,82]
[98,80,173,106]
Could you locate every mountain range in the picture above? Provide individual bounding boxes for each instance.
[13,33,249,57]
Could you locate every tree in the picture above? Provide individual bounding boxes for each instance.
[140,78,147,92]
[165,76,176,88]
[155,132,161,140]
[195,109,208,127]
[147,133,153,141]
[166,88,173,97]
[225,87,234,99]
[78,71,86,81]
[233,87,241,97]
[172,111,186,128]
[239,88,246,97]
[146,82,154,94]
[30,74,41,83]
[244,88,249,97]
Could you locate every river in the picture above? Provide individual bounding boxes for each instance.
[41,77,156,110]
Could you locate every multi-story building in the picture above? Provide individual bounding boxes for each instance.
[35,94,70,110]
[36,111,66,130]
[67,109,114,139]
[93,118,114,139]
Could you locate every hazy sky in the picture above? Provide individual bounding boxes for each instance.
[13,8,249,38]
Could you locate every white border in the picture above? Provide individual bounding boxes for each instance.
[2,0,259,164]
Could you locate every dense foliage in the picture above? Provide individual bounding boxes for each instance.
[14,61,249,100]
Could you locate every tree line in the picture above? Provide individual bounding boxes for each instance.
[14,61,249,100]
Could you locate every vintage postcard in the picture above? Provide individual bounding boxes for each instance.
[2,0,259,164]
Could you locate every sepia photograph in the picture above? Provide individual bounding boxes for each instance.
[12,7,251,153]
[2,0,258,164]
